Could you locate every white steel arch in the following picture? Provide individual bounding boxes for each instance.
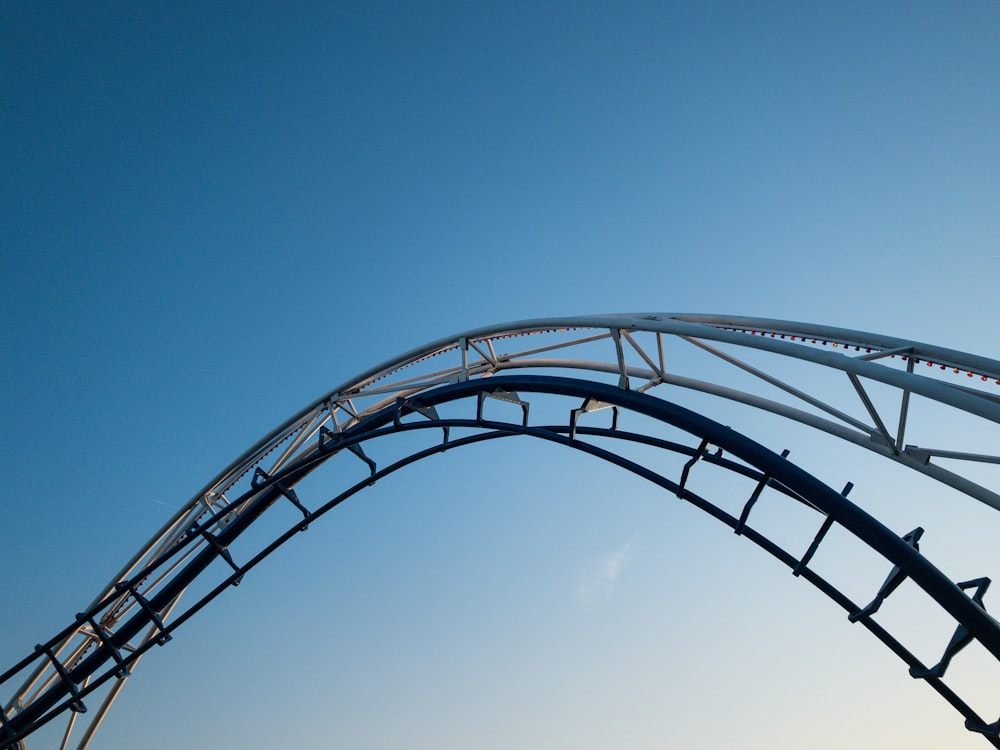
[196,312,1000,518]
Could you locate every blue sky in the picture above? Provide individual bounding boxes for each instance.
[2,3,999,748]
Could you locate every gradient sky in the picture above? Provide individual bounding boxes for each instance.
[3,3,1000,748]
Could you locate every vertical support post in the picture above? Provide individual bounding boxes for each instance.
[459,337,469,382]
[896,357,915,449]
[611,329,629,390]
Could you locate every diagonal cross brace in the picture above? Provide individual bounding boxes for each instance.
[847,373,899,455]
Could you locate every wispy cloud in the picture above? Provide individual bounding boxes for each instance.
[576,535,639,606]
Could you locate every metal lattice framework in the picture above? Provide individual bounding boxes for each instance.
[3,313,1000,748]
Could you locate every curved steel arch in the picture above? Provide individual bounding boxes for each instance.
[3,315,1000,748]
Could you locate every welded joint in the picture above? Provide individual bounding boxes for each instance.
[483,338,499,366]
[856,346,913,362]
[465,337,498,369]
[848,527,924,622]
[634,377,665,395]
[33,645,85,713]
[336,397,361,424]
[966,716,1000,738]
[903,446,932,465]
[621,329,667,381]
[910,577,991,680]
[325,396,350,433]
[734,448,790,535]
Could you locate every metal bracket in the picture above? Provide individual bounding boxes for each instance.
[188,527,243,586]
[76,613,129,678]
[678,439,714,495]
[793,482,851,577]
[318,426,377,481]
[904,445,932,465]
[569,397,619,441]
[114,583,172,645]
[848,527,924,622]
[393,398,450,444]
[253,468,311,527]
[476,389,529,426]
[910,577,991,679]
[34,645,85,713]
[734,449,790,535]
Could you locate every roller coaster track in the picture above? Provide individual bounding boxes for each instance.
[3,313,1000,748]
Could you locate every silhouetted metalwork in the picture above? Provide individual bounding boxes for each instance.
[3,315,999,748]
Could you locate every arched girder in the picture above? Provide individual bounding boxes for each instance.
[2,375,999,748]
[182,313,1000,527]
[32,313,996,719]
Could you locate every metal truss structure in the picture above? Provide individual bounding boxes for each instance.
[3,313,1000,748]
